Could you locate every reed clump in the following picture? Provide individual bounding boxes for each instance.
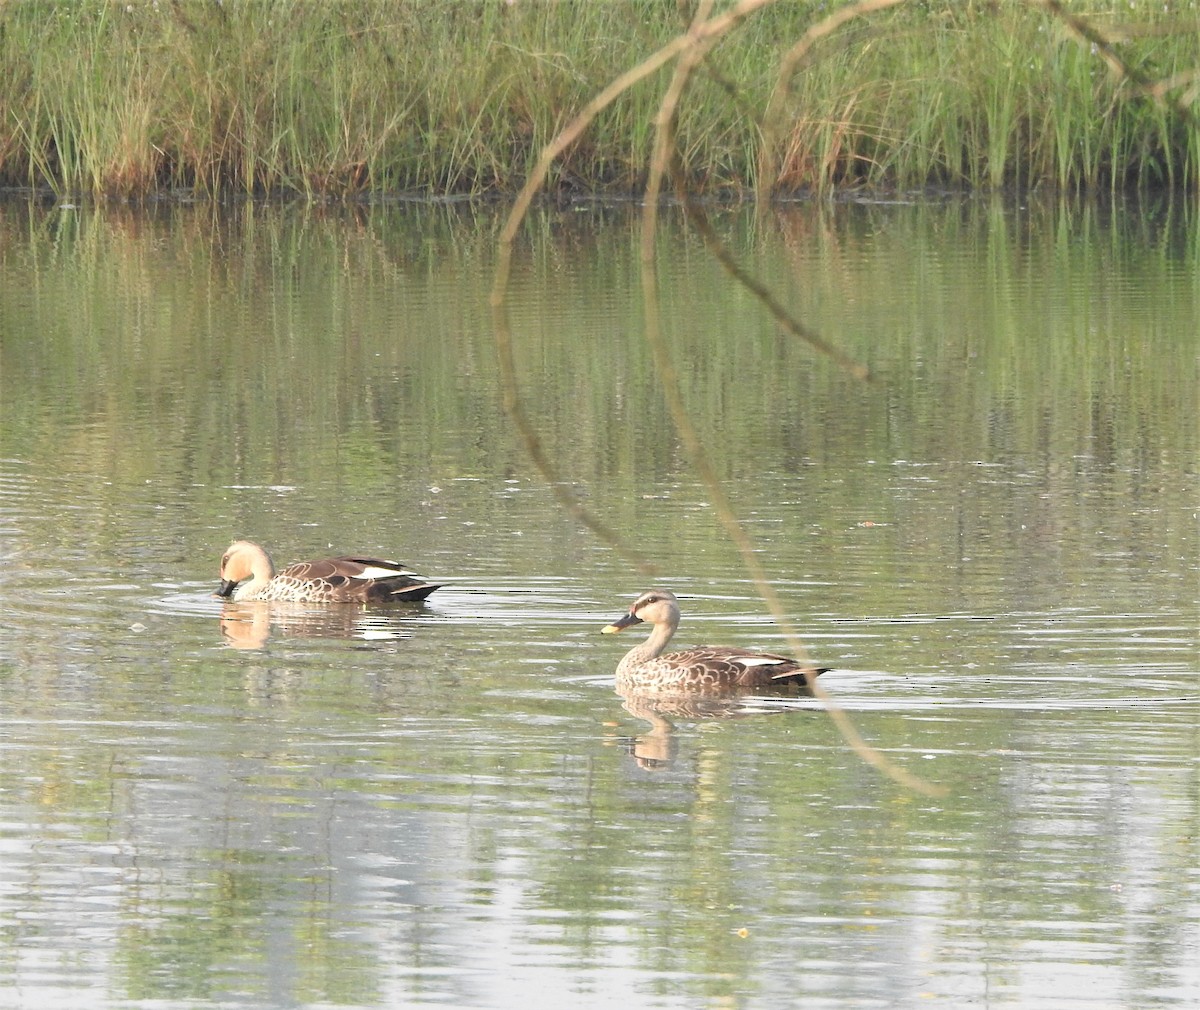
[0,0,1197,198]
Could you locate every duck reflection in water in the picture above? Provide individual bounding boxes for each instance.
[616,691,792,771]
[218,600,417,650]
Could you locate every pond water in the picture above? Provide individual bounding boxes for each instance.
[0,193,1196,1010]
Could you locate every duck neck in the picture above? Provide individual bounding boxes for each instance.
[234,551,275,601]
[621,617,677,669]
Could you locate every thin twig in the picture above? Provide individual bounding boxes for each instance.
[759,0,910,201]
[642,2,943,797]
[682,199,872,381]
[489,0,779,573]
[1035,0,1200,127]
[492,0,953,796]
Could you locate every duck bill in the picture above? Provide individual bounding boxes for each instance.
[215,579,239,599]
[602,612,643,634]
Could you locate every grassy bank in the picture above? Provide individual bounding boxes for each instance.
[1,0,1198,198]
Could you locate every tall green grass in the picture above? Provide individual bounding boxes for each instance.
[0,0,1197,198]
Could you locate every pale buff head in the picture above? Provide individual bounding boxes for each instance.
[216,541,275,599]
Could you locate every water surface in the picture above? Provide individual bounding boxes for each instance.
[0,194,1196,1009]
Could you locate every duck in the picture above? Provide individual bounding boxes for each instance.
[602,589,828,693]
[215,540,442,604]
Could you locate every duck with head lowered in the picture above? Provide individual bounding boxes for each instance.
[216,540,443,604]
[602,589,829,693]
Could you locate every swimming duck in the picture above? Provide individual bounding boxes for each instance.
[602,589,828,692]
[216,540,442,604]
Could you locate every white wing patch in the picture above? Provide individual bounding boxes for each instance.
[356,564,414,580]
[735,656,788,668]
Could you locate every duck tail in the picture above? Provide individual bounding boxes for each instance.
[772,666,831,688]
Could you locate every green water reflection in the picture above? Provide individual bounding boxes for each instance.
[0,194,1196,1009]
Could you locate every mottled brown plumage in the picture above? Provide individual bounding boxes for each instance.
[602,589,828,693]
[216,540,442,603]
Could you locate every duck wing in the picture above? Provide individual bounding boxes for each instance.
[281,557,442,602]
[672,647,827,689]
